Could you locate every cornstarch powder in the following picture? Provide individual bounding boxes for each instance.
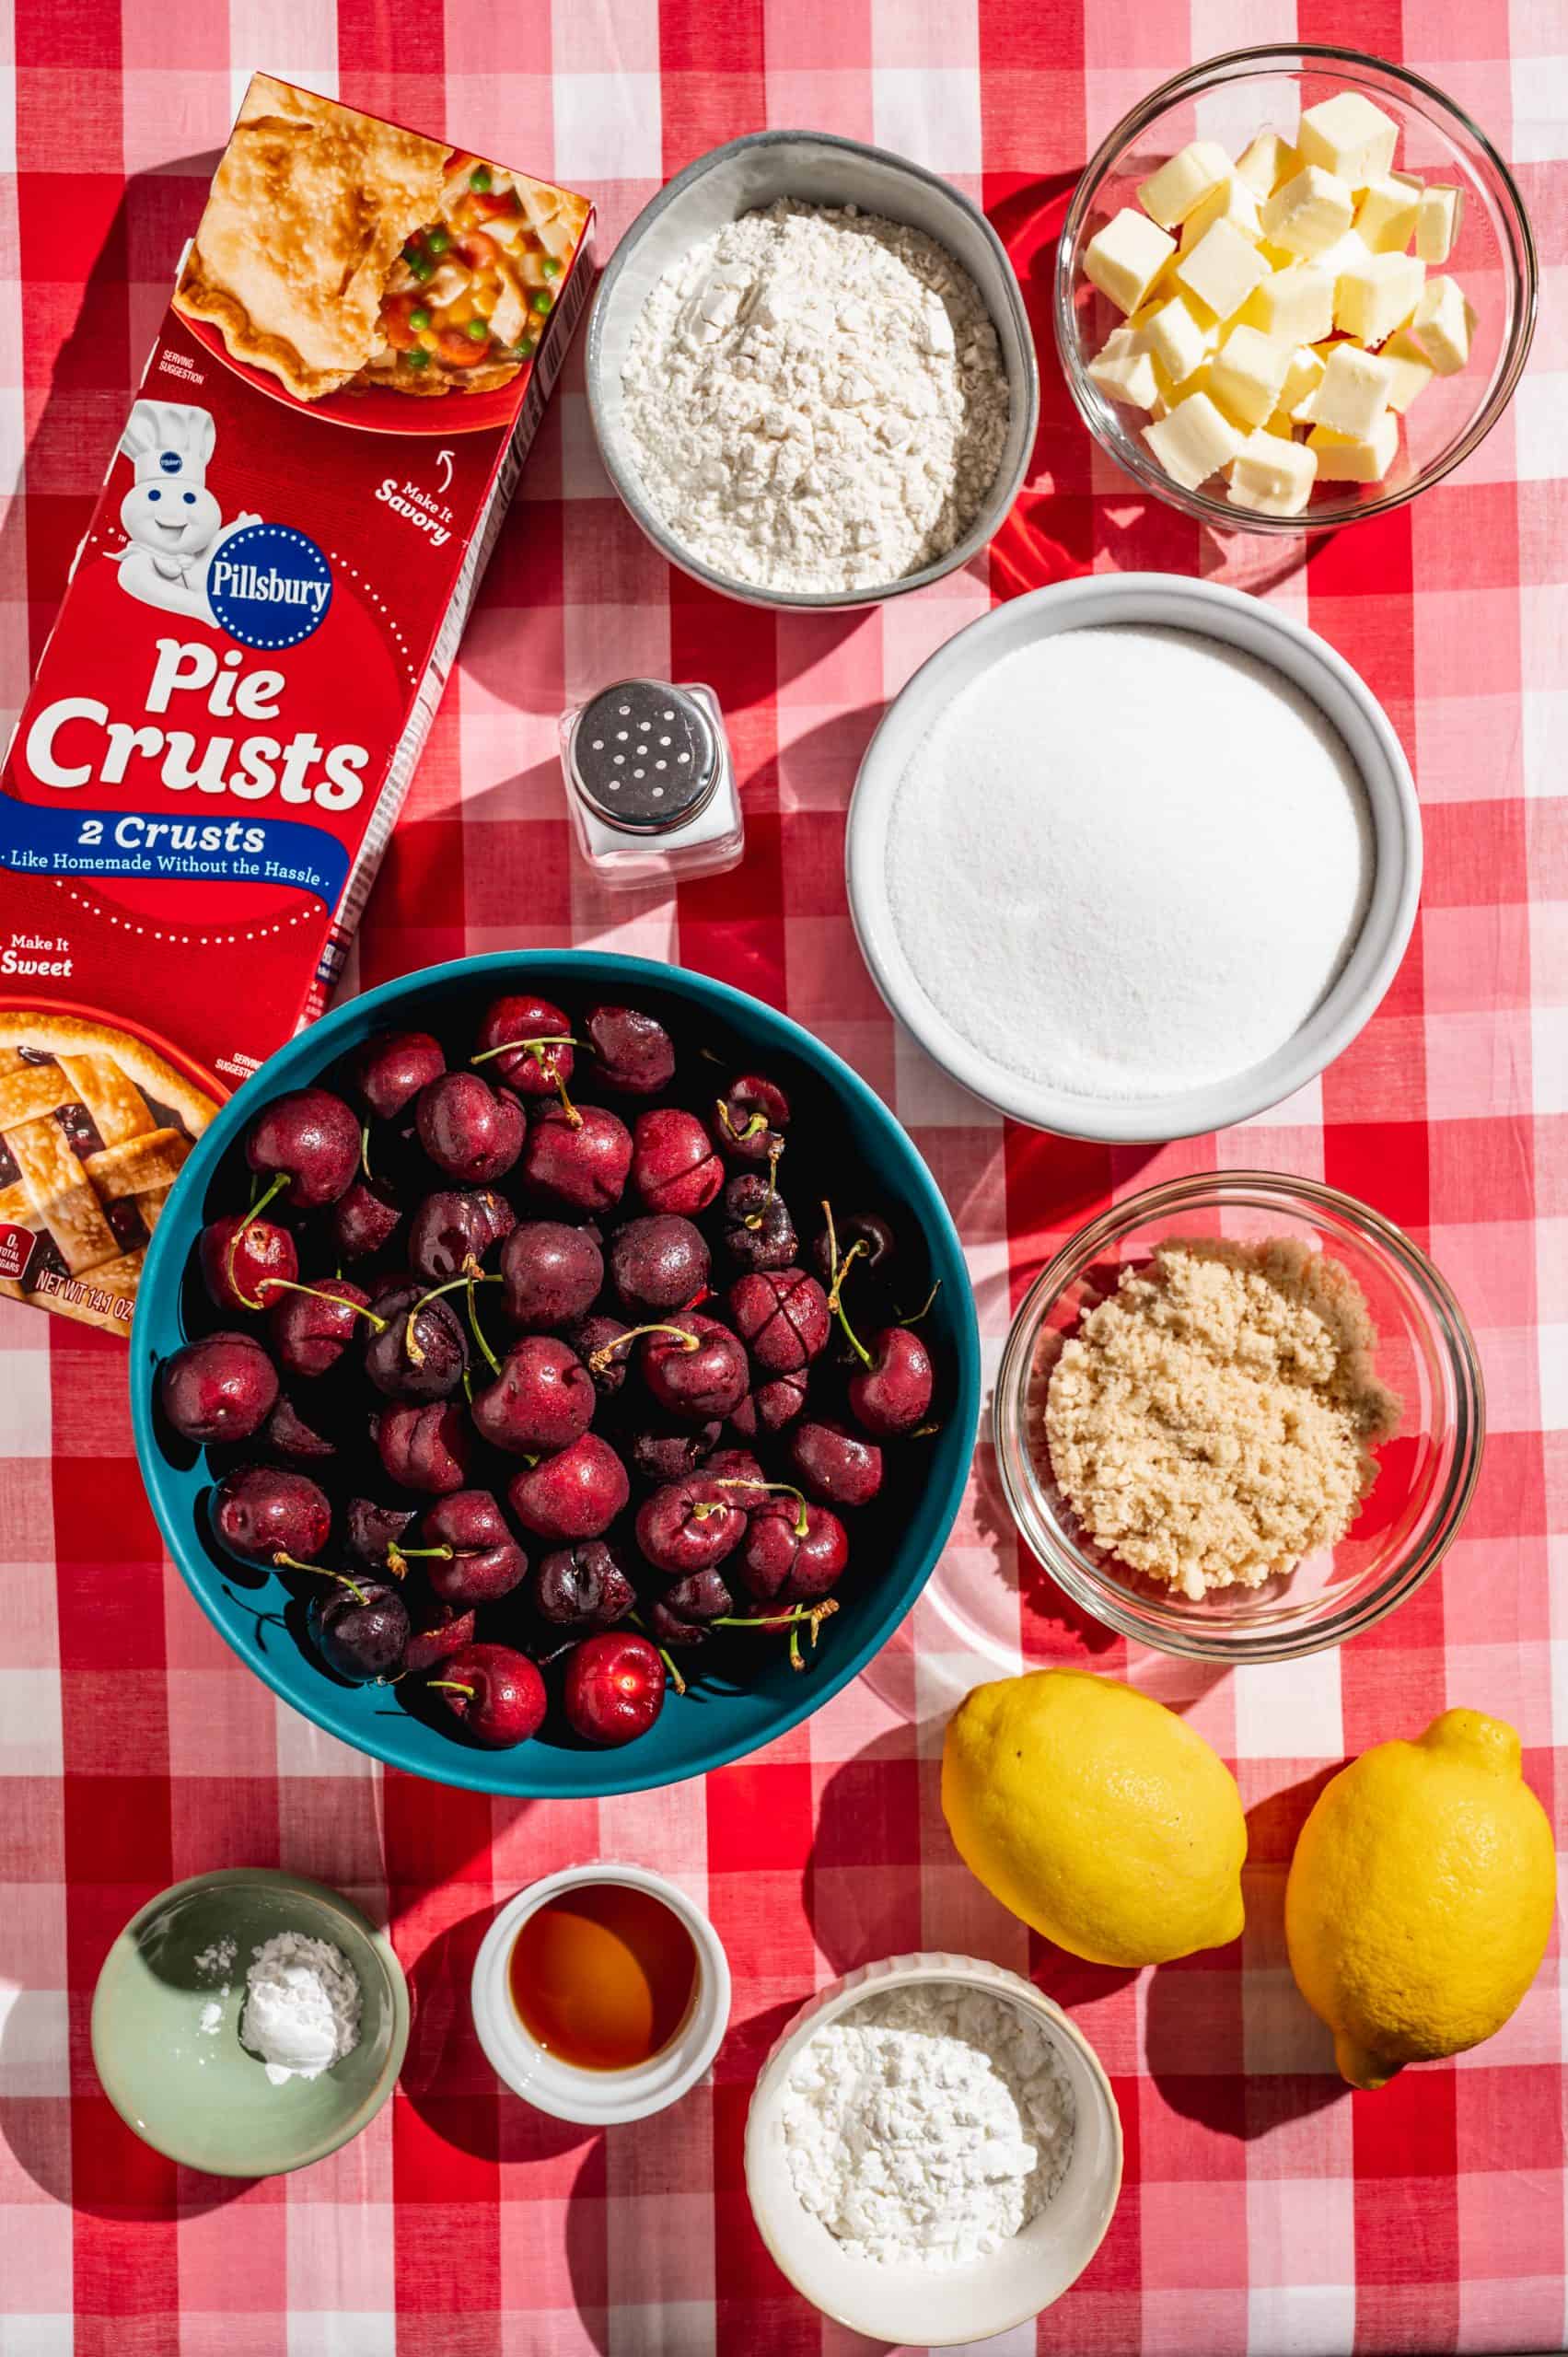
[886,625,1375,1100]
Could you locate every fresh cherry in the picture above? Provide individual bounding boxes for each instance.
[584,1004,675,1097]
[849,1326,935,1436]
[531,1538,636,1629]
[631,1107,724,1216]
[246,1088,360,1208]
[409,1188,516,1284]
[507,1434,629,1541]
[629,1420,722,1485]
[200,1213,297,1314]
[719,1172,796,1271]
[472,993,575,1097]
[427,1643,546,1747]
[567,1314,635,1396]
[730,1370,810,1437]
[345,1495,417,1566]
[331,1176,403,1261]
[211,1465,332,1565]
[728,1268,830,1374]
[563,1631,666,1745]
[416,1072,524,1185]
[645,1567,733,1647]
[417,1490,528,1605]
[635,1477,747,1576]
[374,1401,471,1494]
[737,1496,848,1605]
[788,1417,883,1508]
[353,1029,445,1121]
[270,1278,373,1379]
[262,1393,339,1461]
[714,1074,789,1166]
[610,1214,710,1315]
[643,1311,749,1421]
[471,1336,594,1455]
[499,1220,604,1329]
[520,1103,632,1213]
[811,1208,896,1292]
[160,1331,278,1444]
[362,1281,468,1402]
[704,1446,766,1490]
[309,1578,409,1682]
[404,1596,478,1675]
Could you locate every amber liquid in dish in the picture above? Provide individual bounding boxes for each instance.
[509,1884,698,2071]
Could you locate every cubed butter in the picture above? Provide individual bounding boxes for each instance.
[1416,183,1463,264]
[1087,341,1162,409]
[1084,207,1177,316]
[1281,343,1327,420]
[1310,342,1395,435]
[1242,260,1336,344]
[1227,429,1318,516]
[1236,130,1299,196]
[1142,390,1243,490]
[1174,216,1271,321]
[1380,328,1435,412]
[1410,273,1476,373]
[1179,174,1261,252]
[1209,324,1295,428]
[1309,414,1400,482]
[1137,139,1233,229]
[1354,173,1422,252]
[1142,294,1214,387]
[1297,91,1400,189]
[1334,250,1424,343]
[1260,165,1356,257]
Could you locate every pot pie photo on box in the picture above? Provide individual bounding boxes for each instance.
[174,75,591,403]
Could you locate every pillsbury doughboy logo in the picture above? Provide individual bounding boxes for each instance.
[110,398,331,650]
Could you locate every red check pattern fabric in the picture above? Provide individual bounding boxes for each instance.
[0,3,1564,2352]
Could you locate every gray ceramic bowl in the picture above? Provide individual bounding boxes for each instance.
[587,130,1039,610]
[91,1869,409,2177]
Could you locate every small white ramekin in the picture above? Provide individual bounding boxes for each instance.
[745,1951,1123,2344]
[470,1862,731,2127]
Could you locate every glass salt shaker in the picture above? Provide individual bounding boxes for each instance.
[559,679,744,888]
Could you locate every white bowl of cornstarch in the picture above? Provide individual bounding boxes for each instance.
[744,1951,1122,2344]
[846,574,1422,1142]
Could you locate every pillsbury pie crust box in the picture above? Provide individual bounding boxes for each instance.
[0,74,592,1335]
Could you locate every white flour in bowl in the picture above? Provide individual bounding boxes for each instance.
[779,1982,1074,2266]
[885,624,1375,1101]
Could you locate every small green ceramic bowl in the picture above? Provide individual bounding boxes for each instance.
[91,1868,409,2177]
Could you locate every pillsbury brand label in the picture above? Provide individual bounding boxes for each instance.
[206,522,333,649]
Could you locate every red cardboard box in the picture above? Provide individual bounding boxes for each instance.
[0,74,592,1334]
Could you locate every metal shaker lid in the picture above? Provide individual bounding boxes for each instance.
[568,680,720,834]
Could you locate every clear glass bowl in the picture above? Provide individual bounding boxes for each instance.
[994,1172,1484,1661]
[1053,43,1538,531]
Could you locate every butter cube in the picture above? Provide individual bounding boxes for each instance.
[1297,91,1400,189]
[1084,207,1177,316]
[1410,273,1476,373]
[1281,343,1327,420]
[1236,130,1299,196]
[1243,261,1336,345]
[1317,227,1372,279]
[1309,414,1400,482]
[1355,173,1422,252]
[1416,183,1463,264]
[1310,342,1394,435]
[1209,324,1295,428]
[1142,294,1214,387]
[1175,217,1271,321]
[1334,250,1424,343]
[1227,429,1318,516]
[1380,328,1435,412]
[1261,165,1356,257]
[1137,140,1233,230]
[1179,175,1261,252]
[1087,341,1161,410]
[1143,391,1243,490]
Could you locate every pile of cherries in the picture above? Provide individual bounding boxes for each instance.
[157,992,940,1753]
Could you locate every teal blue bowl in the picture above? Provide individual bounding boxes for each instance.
[130,952,980,1797]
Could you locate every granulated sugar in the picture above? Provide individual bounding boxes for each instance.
[886,625,1375,1100]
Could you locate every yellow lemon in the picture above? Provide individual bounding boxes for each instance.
[940,1668,1247,1967]
[1284,1708,1556,2091]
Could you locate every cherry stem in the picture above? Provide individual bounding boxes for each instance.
[261,1278,386,1333]
[714,1476,808,1537]
[821,1201,872,1367]
[467,1277,502,1376]
[714,1596,839,1668]
[471,1035,582,1127]
[587,1321,699,1374]
[427,1679,475,1698]
[715,1100,768,1144]
[742,1141,784,1231]
[899,1280,942,1327]
[628,1609,687,1696]
[390,1544,454,1562]
[273,1554,369,1606]
[404,1271,499,1365]
[226,1172,289,1309]
[359,1121,373,1181]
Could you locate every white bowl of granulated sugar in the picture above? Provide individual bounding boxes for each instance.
[744,1952,1122,2342]
[846,572,1422,1143]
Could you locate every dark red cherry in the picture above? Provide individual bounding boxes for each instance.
[583,1004,675,1097]
[211,1465,331,1565]
[643,1311,749,1422]
[849,1326,935,1437]
[270,1278,371,1379]
[634,1477,747,1576]
[609,1213,709,1316]
[420,1490,528,1605]
[567,1314,635,1397]
[352,1029,445,1121]
[520,1103,633,1213]
[345,1495,418,1566]
[499,1220,604,1330]
[404,1596,478,1675]
[811,1209,896,1291]
[407,1188,516,1285]
[563,1631,666,1744]
[788,1417,882,1508]
[629,1420,721,1486]
[199,1213,297,1314]
[719,1173,796,1272]
[631,1108,723,1216]
[427,1643,546,1747]
[160,1331,278,1444]
[331,1177,403,1262]
[714,1073,790,1165]
[645,1567,733,1647]
[737,1496,848,1605]
[415,1072,524,1185]
[471,1336,594,1455]
[261,1393,339,1461]
[309,1579,408,1682]
[373,1401,471,1494]
[730,1369,810,1438]
[727,1268,830,1373]
[704,1446,766,1490]
[363,1282,468,1402]
[246,1087,360,1209]
[531,1539,637,1630]
[507,1434,629,1541]
[472,994,575,1096]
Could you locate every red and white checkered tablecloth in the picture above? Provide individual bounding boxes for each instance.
[0,0,1563,2350]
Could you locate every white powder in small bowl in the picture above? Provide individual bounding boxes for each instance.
[886,624,1375,1101]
